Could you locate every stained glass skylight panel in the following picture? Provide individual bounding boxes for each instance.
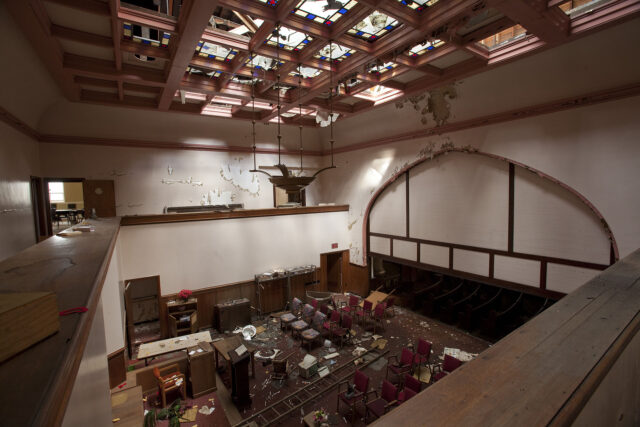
[397,0,440,11]
[196,42,237,61]
[293,0,357,26]
[314,43,355,62]
[406,39,445,57]
[265,27,313,52]
[348,12,399,41]
[245,54,282,71]
[289,66,323,79]
[369,62,398,74]
[255,0,279,6]
[123,22,170,47]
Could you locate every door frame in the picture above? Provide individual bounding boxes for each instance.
[42,177,85,236]
[123,275,163,358]
[320,249,349,293]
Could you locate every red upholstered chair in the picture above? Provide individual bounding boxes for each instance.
[414,338,432,375]
[310,298,318,310]
[386,347,414,384]
[397,386,417,403]
[365,380,398,422]
[340,294,360,315]
[153,364,186,408]
[323,309,340,338]
[337,369,369,422]
[432,354,463,382]
[398,373,421,403]
[355,299,373,327]
[291,303,314,338]
[320,303,329,315]
[331,313,353,349]
[371,302,387,334]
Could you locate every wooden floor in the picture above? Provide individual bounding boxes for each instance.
[373,249,640,426]
[111,386,144,427]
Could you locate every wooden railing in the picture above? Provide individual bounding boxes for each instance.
[373,248,640,426]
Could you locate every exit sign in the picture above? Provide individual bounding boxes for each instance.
[331,243,338,249]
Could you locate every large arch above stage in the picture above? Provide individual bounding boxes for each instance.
[363,148,619,297]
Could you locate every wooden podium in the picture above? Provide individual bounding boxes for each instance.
[228,347,251,406]
[188,342,216,397]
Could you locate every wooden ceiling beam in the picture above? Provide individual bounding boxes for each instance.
[63,53,166,86]
[217,0,276,22]
[118,5,177,33]
[275,0,298,22]
[120,39,171,60]
[158,0,220,110]
[460,16,515,45]
[44,0,110,16]
[50,24,113,47]
[6,0,80,101]
[74,76,117,89]
[329,3,374,39]
[488,0,570,44]
[108,0,123,100]
[81,89,159,108]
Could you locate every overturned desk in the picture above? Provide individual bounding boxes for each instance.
[137,331,212,365]
[213,335,256,378]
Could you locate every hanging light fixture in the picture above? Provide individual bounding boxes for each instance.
[250,24,336,195]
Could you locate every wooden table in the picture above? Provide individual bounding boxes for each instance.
[137,331,212,364]
[359,290,389,309]
[213,335,256,378]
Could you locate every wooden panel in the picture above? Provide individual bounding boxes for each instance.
[107,347,126,389]
[111,385,144,427]
[83,180,116,217]
[419,243,449,268]
[453,249,490,277]
[345,263,370,298]
[547,263,601,294]
[393,239,417,262]
[0,218,120,426]
[373,249,640,426]
[160,280,256,336]
[493,255,540,288]
[120,205,350,226]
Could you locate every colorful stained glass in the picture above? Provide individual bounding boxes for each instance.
[255,0,279,6]
[293,0,356,26]
[265,27,313,52]
[245,54,283,71]
[406,39,445,57]
[196,41,237,62]
[397,0,440,12]
[314,43,355,62]
[347,12,399,42]
[123,22,170,48]
[368,62,398,74]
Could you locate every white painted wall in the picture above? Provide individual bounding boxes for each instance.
[0,122,40,261]
[118,211,349,293]
[39,143,322,215]
[101,238,125,354]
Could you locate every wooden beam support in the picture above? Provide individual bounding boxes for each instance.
[109,0,123,100]
[6,0,80,101]
[50,24,113,47]
[158,0,220,110]
[64,53,166,86]
[118,5,177,33]
[489,0,570,44]
[44,0,110,15]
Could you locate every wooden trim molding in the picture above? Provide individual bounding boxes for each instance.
[2,83,639,157]
[121,205,349,226]
[362,148,619,275]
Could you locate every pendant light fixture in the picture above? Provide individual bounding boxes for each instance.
[250,24,336,195]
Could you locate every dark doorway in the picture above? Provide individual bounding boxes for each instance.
[321,250,347,293]
[124,276,162,358]
[43,178,85,236]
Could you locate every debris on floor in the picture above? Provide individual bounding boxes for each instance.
[444,347,478,362]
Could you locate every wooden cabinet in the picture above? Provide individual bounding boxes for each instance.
[214,298,251,332]
[188,342,216,397]
[167,298,198,337]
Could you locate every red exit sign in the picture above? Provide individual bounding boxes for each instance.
[331,243,338,249]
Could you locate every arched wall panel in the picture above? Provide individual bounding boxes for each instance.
[366,150,615,296]
[409,154,509,250]
[514,167,610,265]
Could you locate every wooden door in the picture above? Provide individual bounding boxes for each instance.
[83,180,116,217]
